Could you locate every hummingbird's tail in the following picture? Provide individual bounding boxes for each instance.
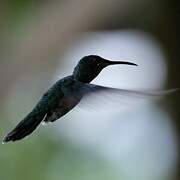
[3,111,46,143]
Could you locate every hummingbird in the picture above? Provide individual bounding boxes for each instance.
[3,55,176,143]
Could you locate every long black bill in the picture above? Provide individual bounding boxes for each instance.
[105,59,138,66]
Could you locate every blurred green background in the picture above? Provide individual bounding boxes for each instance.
[0,0,180,180]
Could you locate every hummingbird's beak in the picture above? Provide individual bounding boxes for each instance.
[104,59,138,66]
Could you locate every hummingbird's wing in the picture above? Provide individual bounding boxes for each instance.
[78,83,177,111]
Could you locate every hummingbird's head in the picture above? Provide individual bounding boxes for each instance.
[73,55,137,83]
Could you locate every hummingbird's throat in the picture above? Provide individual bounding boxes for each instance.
[73,70,102,83]
[73,65,103,83]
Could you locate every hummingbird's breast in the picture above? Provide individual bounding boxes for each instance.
[43,76,83,123]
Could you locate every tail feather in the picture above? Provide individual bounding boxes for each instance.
[3,112,46,143]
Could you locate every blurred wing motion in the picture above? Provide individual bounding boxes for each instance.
[78,83,177,111]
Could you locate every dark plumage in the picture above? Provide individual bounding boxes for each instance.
[3,55,175,143]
